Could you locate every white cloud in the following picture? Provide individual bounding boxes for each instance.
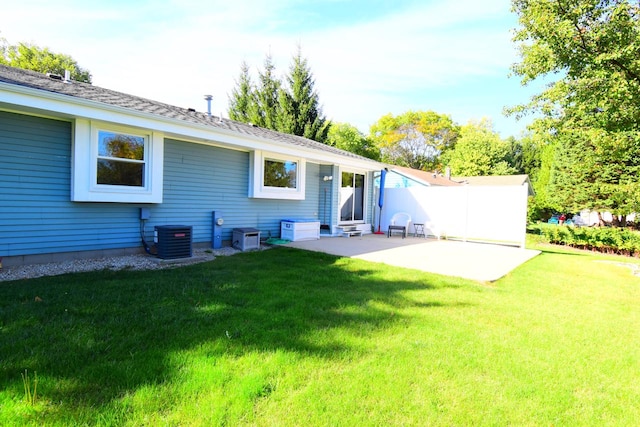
[1,0,530,135]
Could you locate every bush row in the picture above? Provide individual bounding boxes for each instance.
[527,224,640,257]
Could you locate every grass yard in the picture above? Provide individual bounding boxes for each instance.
[1,242,639,426]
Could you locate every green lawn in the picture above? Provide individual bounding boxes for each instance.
[1,242,639,426]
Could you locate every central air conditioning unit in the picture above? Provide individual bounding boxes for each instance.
[154,225,193,259]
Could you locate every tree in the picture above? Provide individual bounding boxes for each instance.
[0,39,91,83]
[442,119,516,176]
[369,110,459,170]
[278,48,330,142]
[511,0,640,132]
[227,50,331,143]
[327,122,380,160]
[504,134,542,178]
[528,137,557,221]
[264,159,296,188]
[547,129,640,215]
[510,0,640,217]
[227,61,255,123]
[252,54,282,129]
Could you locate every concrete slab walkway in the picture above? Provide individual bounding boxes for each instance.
[286,234,540,282]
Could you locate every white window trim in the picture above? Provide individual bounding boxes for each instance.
[249,150,306,200]
[71,119,164,203]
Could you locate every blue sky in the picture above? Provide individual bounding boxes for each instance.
[1,0,540,137]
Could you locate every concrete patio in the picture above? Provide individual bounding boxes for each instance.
[286,234,540,282]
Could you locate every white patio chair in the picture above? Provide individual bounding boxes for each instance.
[388,212,412,238]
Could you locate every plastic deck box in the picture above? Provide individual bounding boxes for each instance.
[280,219,320,241]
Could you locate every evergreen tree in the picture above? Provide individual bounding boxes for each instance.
[504,134,541,178]
[227,49,331,144]
[527,138,557,221]
[547,128,640,216]
[227,61,255,123]
[278,48,330,142]
[253,54,281,129]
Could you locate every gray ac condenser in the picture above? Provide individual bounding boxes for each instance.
[154,225,193,259]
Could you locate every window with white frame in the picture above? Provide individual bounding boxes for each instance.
[97,130,146,187]
[264,158,298,189]
[249,150,305,200]
[72,120,164,203]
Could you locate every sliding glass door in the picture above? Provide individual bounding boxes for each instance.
[340,171,365,223]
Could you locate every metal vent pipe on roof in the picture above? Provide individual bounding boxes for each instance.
[204,95,213,116]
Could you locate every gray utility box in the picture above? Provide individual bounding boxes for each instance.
[154,225,193,259]
[232,228,261,251]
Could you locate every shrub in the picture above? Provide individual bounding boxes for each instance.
[527,223,640,257]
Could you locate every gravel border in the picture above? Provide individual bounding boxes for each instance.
[0,246,260,282]
[596,260,640,277]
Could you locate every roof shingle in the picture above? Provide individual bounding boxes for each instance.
[0,64,376,162]
[391,165,463,186]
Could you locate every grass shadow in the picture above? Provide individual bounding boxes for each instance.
[0,247,466,419]
[531,242,640,266]
[528,242,604,257]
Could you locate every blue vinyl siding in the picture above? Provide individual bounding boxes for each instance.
[0,111,145,256]
[0,111,357,259]
[146,139,321,242]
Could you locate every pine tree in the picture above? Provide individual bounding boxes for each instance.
[546,129,640,216]
[278,48,330,142]
[253,54,281,129]
[226,49,331,144]
[227,61,254,123]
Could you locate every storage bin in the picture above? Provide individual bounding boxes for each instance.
[281,219,320,241]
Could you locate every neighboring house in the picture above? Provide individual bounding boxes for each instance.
[387,167,535,196]
[0,65,382,265]
[454,175,535,197]
[388,166,464,188]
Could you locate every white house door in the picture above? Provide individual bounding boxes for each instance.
[340,171,365,223]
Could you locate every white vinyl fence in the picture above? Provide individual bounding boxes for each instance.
[378,185,529,247]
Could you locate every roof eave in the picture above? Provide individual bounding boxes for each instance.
[0,80,382,170]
